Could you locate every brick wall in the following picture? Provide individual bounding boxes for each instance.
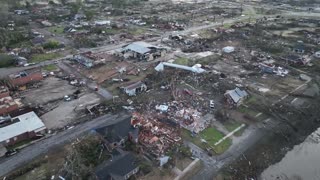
[10,72,43,87]
[0,104,19,116]
[0,92,9,99]
[3,131,37,146]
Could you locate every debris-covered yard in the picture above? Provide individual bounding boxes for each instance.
[19,70,101,129]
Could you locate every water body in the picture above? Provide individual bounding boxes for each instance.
[261,127,320,180]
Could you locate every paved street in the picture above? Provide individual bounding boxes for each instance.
[0,113,130,177]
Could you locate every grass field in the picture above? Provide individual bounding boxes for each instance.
[47,26,64,34]
[31,53,62,63]
[42,64,58,71]
[181,128,232,154]
[174,57,189,65]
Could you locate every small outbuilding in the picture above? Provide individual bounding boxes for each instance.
[121,81,147,96]
[224,88,248,107]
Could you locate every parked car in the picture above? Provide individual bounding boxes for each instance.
[209,100,215,108]
[5,149,19,157]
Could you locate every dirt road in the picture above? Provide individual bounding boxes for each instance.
[0,113,130,178]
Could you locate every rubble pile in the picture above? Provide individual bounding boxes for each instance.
[132,113,181,157]
[173,107,209,133]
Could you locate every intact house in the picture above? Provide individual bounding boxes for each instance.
[121,81,147,96]
[224,87,248,107]
[95,117,139,150]
[281,55,311,66]
[0,111,46,146]
[119,41,167,61]
[8,68,44,88]
[95,152,139,180]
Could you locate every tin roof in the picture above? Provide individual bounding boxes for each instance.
[0,111,46,142]
[123,41,158,54]
[226,88,248,103]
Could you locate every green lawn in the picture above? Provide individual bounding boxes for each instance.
[181,128,206,150]
[8,139,32,150]
[42,64,58,71]
[213,138,232,154]
[224,121,246,136]
[238,105,259,117]
[181,128,232,154]
[130,28,146,35]
[174,57,189,66]
[47,26,64,34]
[30,53,62,63]
[200,128,224,147]
[103,28,118,35]
[224,121,242,132]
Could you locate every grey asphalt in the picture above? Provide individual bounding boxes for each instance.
[0,113,130,178]
[0,55,72,78]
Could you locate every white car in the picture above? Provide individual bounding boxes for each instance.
[210,100,215,108]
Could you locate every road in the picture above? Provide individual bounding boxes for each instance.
[0,113,130,177]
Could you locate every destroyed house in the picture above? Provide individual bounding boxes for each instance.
[0,96,19,116]
[95,117,139,149]
[31,37,46,45]
[0,111,46,146]
[121,81,147,96]
[0,86,9,99]
[293,42,305,54]
[224,88,248,107]
[0,86,19,116]
[282,55,311,65]
[121,41,167,61]
[9,68,43,87]
[95,152,139,180]
[73,54,94,68]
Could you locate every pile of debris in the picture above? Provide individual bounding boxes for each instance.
[132,112,181,157]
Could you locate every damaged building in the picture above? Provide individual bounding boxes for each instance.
[132,113,181,157]
[8,68,43,88]
[282,55,311,66]
[73,53,94,68]
[95,152,139,180]
[73,52,109,68]
[224,87,248,107]
[0,86,20,116]
[120,41,167,61]
[95,117,139,150]
[0,111,46,146]
[121,81,147,96]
